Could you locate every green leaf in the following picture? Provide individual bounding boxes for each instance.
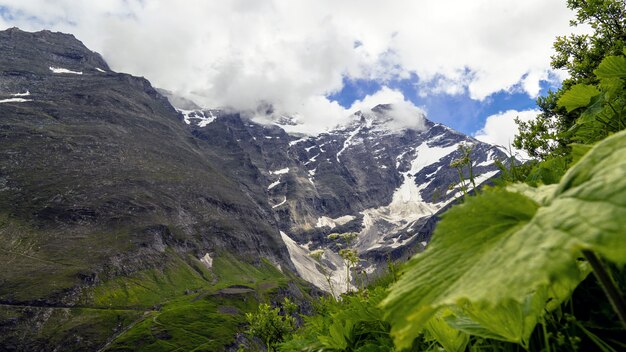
[594,55,626,79]
[552,129,626,264]
[557,84,601,112]
[576,93,605,124]
[569,143,593,166]
[425,310,469,352]
[381,130,626,349]
[443,294,546,347]
[506,183,557,206]
[599,77,623,100]
[381,189,540,349]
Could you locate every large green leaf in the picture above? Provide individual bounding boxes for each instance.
[425,310,469,352]
[594,55,626,79]
[557,84,601,112]
[381,130,626,349]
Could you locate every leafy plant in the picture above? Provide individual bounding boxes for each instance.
[558,49,626,144]
[449,143,476,197]
[245,298,297,351]
[382,129,626,349]
[515,0,626,159]
[310,249,338,299]
[280,287,400,352]
[328,232,360,293]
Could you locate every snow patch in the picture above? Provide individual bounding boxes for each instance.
[200,253,213,269]
[476,149,497,167]
[425,166,443,179]
[409,142,458,175]
[336,125,364,162]
[95,68,106,73]
[11,91,30,97]
[268,180,281,190]
[0,98,32,104]
[304,153,320,166]
[395,151,408,168]
[49,66,83,75]
[316,215,356,229]
[355,141,459,252]
[178,109,217,127]
[289,137,309,147]
[272,197,287,208]
[270,168,289,175]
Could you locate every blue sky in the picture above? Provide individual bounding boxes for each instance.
[0,0,575,142]
[328,76,558,135]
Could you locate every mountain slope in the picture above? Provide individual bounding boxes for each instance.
[0,28,301,351]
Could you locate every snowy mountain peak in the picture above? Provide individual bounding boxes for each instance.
[339,102,429,135]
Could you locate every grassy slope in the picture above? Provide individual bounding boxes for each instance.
[101,253,294,351]
[0,250,308,351]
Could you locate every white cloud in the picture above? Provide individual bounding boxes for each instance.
[256,87,425,135]
[474,109,538,159]
[0,0,578,132]
[348,87,426,131]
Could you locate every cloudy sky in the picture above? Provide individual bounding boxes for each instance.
[0,0,582,148]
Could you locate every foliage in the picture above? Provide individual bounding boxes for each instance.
[515,0,626,159]
[382,129,626,349]
[328,232,360,293]
[493,146,537,184]
[279,287,400,352]
[552,0,626,81]
[310,249,338,299]
[449,143,477,197]
[245,298,297,351]
[558,49,626,144]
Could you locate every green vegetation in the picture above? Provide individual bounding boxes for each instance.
[449,143,477,197]
[515,0,625,159]
[384,129,626,349]
[0,248,307,352]
[328,232,360,293]
[91,252,213,308]
[245,298,298,351]
[100,253,299,351]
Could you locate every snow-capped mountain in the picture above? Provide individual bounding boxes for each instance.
[178,103,506,292]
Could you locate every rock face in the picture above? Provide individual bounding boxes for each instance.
[0,28,507,349]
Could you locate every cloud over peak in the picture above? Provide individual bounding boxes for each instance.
[0,0,576,133]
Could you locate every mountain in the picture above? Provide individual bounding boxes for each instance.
[181,104,506,291]
[0,28,506,351]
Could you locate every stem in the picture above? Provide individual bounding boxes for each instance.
[542,318,551,352]
[582,250,626,330]
[468,157,476,191]
[324,270,336,300]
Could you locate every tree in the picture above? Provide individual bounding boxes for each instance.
[515,0,626,159]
